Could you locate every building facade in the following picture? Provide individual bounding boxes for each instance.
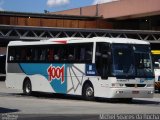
[52,0,160,30]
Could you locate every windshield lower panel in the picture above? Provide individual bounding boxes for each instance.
[112,44,154,78]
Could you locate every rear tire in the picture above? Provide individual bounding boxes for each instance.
[23,80,32,96]
[82,84,94,101]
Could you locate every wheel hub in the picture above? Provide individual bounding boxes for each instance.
[26,84,31,93]
[86,87,93,97]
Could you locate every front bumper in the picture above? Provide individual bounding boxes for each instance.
[107,88,154,98]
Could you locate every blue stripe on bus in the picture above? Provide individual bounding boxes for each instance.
[20,63,67,94]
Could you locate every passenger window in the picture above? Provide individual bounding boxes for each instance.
[67,43,93,63]
[96,42,110,79]
[48,49,54,61]
[8,47,15,62]
[7,43,93,63]
[68,45,75,61]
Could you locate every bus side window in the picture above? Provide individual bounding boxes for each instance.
[85,46,92,62]
[21,48,27,61]
[61,46,68,61]
[34,49,38,61]
[8,47,15,62]
[48,49,54,62]
[80,48,85,61]
[56,48,62,61]
[96,42,110,79]
[26,48,32,61]
[40,49,46,61]
[15,49,20,61]
[68,44,75,61]
[79,43,93,63]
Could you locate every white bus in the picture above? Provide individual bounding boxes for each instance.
[5,37,154,100]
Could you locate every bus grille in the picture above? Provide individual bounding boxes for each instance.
[125,84,146,87]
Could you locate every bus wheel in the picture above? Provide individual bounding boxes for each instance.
[23,80,32,96]
[83,84,94,101]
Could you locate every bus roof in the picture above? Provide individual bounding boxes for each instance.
[8,37,149,46]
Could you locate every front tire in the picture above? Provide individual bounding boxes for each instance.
[83,84,94,101]
[23,80,32,96]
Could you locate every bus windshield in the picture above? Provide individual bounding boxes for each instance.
[112,44,154,78]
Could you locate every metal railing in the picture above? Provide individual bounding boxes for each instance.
[0,25,160,42]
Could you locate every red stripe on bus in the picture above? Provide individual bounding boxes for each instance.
[52,40,67,44]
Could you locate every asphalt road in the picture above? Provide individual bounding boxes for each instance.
[0,81,160,120]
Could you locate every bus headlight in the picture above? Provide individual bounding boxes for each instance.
[111,83,125,88]
[148,91,154,94]
[146,84,154,87]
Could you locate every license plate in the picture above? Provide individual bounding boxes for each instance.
[132,91,139,94]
